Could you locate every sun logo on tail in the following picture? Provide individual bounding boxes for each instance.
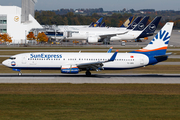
[149,30,170,45]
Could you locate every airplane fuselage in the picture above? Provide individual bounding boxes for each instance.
[3,52,149,71]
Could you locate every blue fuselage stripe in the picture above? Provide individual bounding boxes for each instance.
[130,49,168,65]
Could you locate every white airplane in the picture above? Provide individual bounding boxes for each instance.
[63,16,150,43]
[2,22,173,76]
[61,16,162,44]
[45,16,140,41]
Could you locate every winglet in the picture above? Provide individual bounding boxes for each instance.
[109,50,118,61]
[107,47,113,53]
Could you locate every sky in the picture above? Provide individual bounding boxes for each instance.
[0,0,180,11]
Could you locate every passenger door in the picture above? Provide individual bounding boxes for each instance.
[22,55,27,64]
[140,55,144,65]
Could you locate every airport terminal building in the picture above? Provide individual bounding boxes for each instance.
[0,0,42,44]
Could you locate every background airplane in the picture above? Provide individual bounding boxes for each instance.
[44,16,136,40]
[64,16,150,43]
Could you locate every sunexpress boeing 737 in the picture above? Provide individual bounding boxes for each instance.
[2,22,173,76]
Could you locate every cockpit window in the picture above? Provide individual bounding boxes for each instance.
[9,57,16,60]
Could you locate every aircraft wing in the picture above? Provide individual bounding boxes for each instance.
[99,31,128,38]
[77,50,118,71]
[77,61,104,70]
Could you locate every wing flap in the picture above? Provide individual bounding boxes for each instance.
[99,31,128,38]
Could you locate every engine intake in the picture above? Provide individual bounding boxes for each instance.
[87,36,99,43]
[61,65,79,74]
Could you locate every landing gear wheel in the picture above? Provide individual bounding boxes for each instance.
[86,71,91,76]
[18,72,22,76]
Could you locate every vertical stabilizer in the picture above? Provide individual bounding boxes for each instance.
[126,16,142,29]
[138,22,173,52]
[137,16,161,38]
[93,17,103,27]
[132,16,149,31]
[120,17,133,28]
[130,22,174,65]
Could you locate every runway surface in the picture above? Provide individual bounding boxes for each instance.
[0,73,180,84]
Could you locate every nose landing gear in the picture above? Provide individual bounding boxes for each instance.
[12,68,22,76]
[18,72,22,76]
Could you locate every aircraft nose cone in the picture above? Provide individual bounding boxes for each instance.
[2,60,5,65]
[2,60,8,66]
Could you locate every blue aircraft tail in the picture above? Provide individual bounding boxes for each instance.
[137,16,161,38]
[100,22,106,27]
[93,17,103,27]
[132,16,149,31]
[127,16,143,30]
[131,22,174,65]
[120,17,133,28]
[89,22,94,27]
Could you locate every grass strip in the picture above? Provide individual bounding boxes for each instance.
[0,84,180,95]
[0,84,180,120]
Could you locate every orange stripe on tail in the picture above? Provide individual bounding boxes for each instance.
[135,46,168,52]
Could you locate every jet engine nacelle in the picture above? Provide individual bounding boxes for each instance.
[63,31,72,38]
[87,36,99,43]
[61,65,79,74]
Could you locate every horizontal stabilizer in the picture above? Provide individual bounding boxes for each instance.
[154,53,172,58]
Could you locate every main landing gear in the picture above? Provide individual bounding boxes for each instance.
[86,70,91,76]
